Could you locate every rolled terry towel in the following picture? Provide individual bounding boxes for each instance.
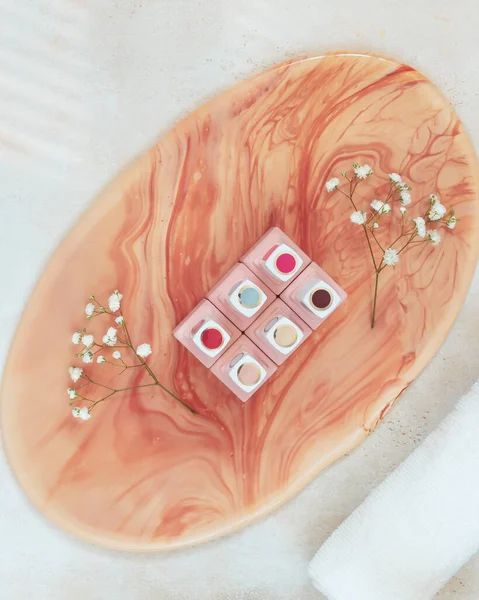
[309,382,479,600]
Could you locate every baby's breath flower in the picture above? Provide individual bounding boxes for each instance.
[369,200,390,214]
[136,343,152,358]
[389,173,402,184]
[429,202,447,221]
[331,162,457,330]
[68,293,195,417]
[447,215,457,229]
[80,407,91,420]
[81,334,94,347]
[427,230,441,245]
[69,366,83,382]
[102,327,118,346]
[383,248,399,266]
[82,351,94,363]
[350,211,367,225]
[370,199,384,212]
[354,164,373,179]
[325,177,340,192]
[108,290,123,313]
[413,217,426,238]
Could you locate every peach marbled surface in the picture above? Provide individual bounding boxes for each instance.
[1,53,479,551]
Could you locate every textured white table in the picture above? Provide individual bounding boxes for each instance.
[1,1,478,598]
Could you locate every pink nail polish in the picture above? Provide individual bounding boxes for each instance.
[241,227,311,294]
[210,337,277,402]
[173,299,241,367]
[244,298,312,365]
[206,263,275,331]
[280,263,348,329]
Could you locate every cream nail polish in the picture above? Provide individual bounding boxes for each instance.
[210,337,277,402]
[244,298,312,365]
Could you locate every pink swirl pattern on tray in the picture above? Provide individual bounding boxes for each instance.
[1,53,479,550]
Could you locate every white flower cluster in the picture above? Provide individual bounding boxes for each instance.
[325,163,372,192]
[427,230,441,245]
[447,216,457,229]
[325,177,340,192]
[72,406,91,421]
[388,172,409,189]
[69,366,83,382]
[108,290,123,313]
[67,291,156,422]
[354,163,373,179]
[82,351,93,363]
[428,194,447,221]
[388,173,412,204]
[72,327,97,362]
[102,327,118,346]
[383,248,399,266]
[350,211,367,225]
[323,164,457,328]
[389,172,402,184]
[328,166,455,276]
[370,199,391,214]
[82,334,94,347]
[413,217,426,238]
[136,343,152,358]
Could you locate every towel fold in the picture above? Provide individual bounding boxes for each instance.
[309,382,479,600]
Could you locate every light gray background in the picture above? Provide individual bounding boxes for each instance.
[0,1,478,598]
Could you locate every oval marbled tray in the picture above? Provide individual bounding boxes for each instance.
[2,53,479,551]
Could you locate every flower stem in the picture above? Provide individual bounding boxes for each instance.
[363,225,378,271]
[333,169,451,329]
[120,310,197,416]
[371,271,380,329]
[85,381,198,416]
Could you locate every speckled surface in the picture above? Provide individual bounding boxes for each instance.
[1,0,478,598]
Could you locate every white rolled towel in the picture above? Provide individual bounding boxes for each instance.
[309,382,479,600]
